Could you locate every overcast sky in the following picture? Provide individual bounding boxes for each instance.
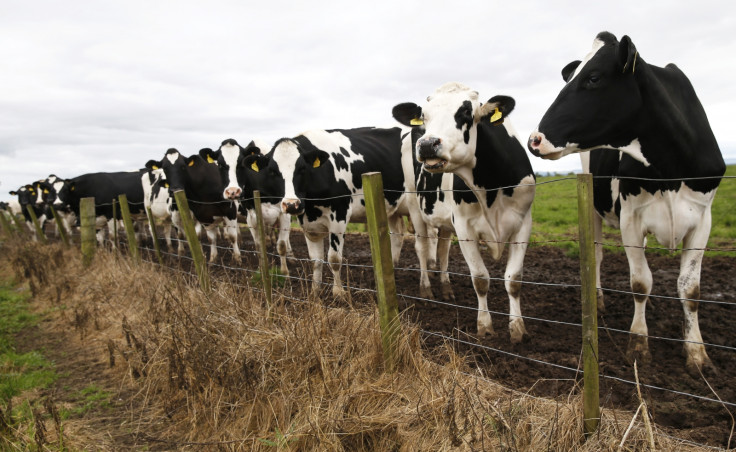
[1,0,734,201]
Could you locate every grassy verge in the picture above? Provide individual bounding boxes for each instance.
[0,279,59,449]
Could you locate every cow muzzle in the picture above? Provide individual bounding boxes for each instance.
[223,186,242,200]
[281,198,303,215]
[527,132,563,160]
[416,136,448,171]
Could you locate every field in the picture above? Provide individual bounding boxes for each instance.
[1,168,735,450]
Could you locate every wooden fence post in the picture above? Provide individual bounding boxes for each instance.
[80,197,96,267]
[146,206,164,266]
[362,172,400,372]
[49,206,70,247]
[118,194,140,264]
[26,205,47,244]
[173,190,210,292]
[112,199,118,250]
[254,190,272,311]
[577,173,600,437]
[0,211,15,237]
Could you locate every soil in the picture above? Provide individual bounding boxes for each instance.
[13,225,736,449]
[188,228,736,449]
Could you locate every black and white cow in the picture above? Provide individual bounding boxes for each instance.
[393,82,536,343]
[528,32,725,374]
[141,167,177,252]
[56,170,148,245]
[199,138,294,275]
[38,174,76,237]
[9,183,48,240]
[242,127,415,298]
[145,148,241,263]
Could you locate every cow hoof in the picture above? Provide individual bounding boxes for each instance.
[280,267,290,277]
[597,289,605,313]
[626,337,652,366]
[419,285,434,301]
[277,241,287,256]
[428,259,438,271]
[332,286,347,301]
[440,284,455,302]
[477,323,496,339]
[509,320,530,344]
[685,353,717,378]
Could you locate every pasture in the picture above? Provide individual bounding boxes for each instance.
[0,167,734,450]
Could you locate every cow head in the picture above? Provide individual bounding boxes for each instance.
[528,32,643,160]
[200,138,265,201]
[10,184,37,207]
[145,148,197,196]
[242,138,329,215]
[393,82,514,173]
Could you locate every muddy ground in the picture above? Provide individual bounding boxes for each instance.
[135,228,734,448]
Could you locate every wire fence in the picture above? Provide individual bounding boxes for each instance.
[2,172,735,449]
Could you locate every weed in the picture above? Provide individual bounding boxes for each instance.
[251,266,287,288]
[258,423,297,449]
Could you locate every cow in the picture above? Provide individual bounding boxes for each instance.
[199,138,294,275]
[527,32,725,375]
[241,127,422,298]
[392,82,536,343]
[141,168,177,252]
[145,148,241,263]
[56,170,148,246]
[9,183,48,240]
[37,175,76,237]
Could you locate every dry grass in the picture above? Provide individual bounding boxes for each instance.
[2,239,717,451]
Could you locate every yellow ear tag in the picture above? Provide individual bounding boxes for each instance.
[70,186,75,191]
[152,165,159,170]
[44,189,49,194]
[251,161,259,172]
[490,108,503,123]
[207,155,215,164]
[410,118,424,126]
[164,182,169,188]
[313,157,321,168]
[188,160,194,167]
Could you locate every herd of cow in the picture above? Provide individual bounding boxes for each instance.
[2,33,727,376]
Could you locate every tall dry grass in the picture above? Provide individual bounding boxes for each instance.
[3,239,716,451]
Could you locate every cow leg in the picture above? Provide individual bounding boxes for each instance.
[594,213,605,311]
[388,213,405,266]
[223,218,241,264]
[276,212,292,276]
[437,227,454,302]
[304,231,325,298]
[505,211,532,344]
[455,222,493,337]
[327,226,347,300]
[162,222,173,252]
[26,221,38,242]
[204,225,218,262]
[171,212,186,256]
[406,207,433,299]
[427,227,439,270]
[680,213,714,376]
[622,225,653,365]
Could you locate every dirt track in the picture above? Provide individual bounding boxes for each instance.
[143,229,735,448]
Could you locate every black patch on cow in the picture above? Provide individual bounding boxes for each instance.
[330,233,340,251]
[340,147,349,157]
[454,101,474,144]
[333,152,349,172]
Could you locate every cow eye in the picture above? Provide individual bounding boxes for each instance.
[587,74,600,86]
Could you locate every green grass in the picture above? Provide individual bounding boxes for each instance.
[531,165,736,256]
[251,266,288,288]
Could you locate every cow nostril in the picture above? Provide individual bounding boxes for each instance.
[531,136,542,147]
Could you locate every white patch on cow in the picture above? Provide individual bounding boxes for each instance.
[220,142,241,192]
[272,140,301,203]
[166,152,180,164]
[568,37,606,83]
[531,134,651,167]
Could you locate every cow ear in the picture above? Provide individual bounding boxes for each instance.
[305,150,330,169]
[9,191,17,196]
[185,156,198,167]
[199,148,220,164]
[243,154,269,173]
[145,159,162,171]
[561,60,581,82]
[243,140,263,156]
[392,102,423,127]
[478,95,515,125]
[618,35,639,74]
